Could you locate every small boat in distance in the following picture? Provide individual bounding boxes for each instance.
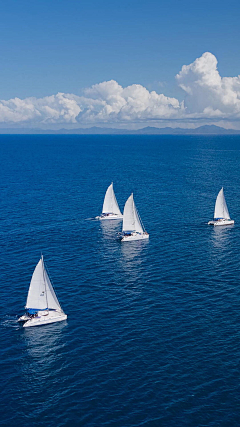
[96,183,123,220]
[119,193,149,241]
[208,187,234,226]
[18,256,67,327]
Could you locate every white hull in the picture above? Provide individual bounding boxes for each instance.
[121,232,149,242]
[208,219,234,226]
[96,214,123,220]
[18,311,67,327]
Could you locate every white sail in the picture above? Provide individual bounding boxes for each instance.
[102,183,122,215]
[122,194,144,233]
[214,188,230,219]
[26,257,62,311]
[26,258,47,310]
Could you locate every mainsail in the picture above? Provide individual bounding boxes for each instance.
[214,188,230,219]
[102,183,122,215]
[26,256,62,311]
[122,194,144,233]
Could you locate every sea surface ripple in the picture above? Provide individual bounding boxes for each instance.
[1,135,240,426]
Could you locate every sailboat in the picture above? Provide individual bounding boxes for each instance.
[119,193,149,241]
[18,256,67,327]
[208,187,234,226]
[96,183,123,220]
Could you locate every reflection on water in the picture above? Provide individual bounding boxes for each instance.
[114,240,149,296]
[120,239,149,263]
[21,322,67,385]
[100,219,122,240]
[99,220,149,290]
[211,224,234,250]
[118,240,149,286]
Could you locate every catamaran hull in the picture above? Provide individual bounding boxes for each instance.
[121,233,149,242]
[208,219,234,226]
[18,313,67,327]
[96,214,123,220]
[18,314,30,322]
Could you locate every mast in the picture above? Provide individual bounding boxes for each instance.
[42,255,49,312]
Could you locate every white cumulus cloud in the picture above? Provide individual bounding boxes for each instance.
[76,80,182,123]
[0,93,81,124]
[176,52,240,119]
[1,52,240,127]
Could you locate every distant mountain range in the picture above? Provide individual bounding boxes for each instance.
[0,125,240,135]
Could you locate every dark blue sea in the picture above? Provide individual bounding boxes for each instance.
[1,134,240,427]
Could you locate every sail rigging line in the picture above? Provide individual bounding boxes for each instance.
[44,258,63,313]
[135,203,146,233]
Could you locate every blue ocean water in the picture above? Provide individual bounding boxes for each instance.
[1,134,240,426]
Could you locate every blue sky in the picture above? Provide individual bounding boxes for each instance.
[1,0,240,129]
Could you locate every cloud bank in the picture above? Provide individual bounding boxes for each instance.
[1,52,240,128]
